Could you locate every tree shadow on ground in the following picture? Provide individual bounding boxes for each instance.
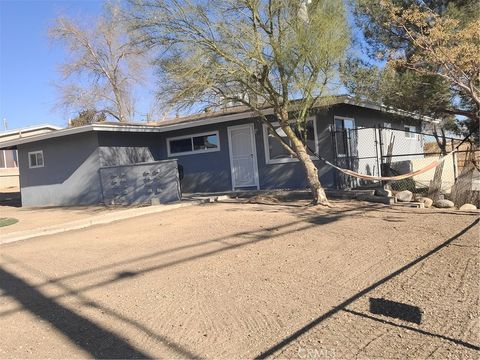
[2,203,477,358]
[0,257,202,359]
[343,308,479,351]
[0,266,153,359]
[255,218,479,359]
[0,203,371,357]
[1,202,377,309]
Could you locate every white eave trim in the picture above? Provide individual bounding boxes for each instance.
[0,98,438,149]
[0,124,62,138]
[341,97,439,124]
[0,109,275,149]
[0,125,92,148]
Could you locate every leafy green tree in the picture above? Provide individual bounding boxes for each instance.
[350,0,479,134]
[128,0,349,205]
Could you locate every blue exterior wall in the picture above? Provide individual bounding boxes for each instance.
[98,104,421,193]
[96,132,162,167]
[16,104,423,206]
[18,132,103,206]
[99,160,181,205]
[157,104,420,192]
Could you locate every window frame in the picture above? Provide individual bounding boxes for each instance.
[333,116,356,158]
[262,118,319,165]
[166,130,221,157]
[404,125,416,139]
[28,150,44,169]
[333,116,356,131]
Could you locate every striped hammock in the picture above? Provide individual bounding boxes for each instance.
[324,150,456,182]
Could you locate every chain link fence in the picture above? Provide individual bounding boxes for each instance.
[331,126,479,207]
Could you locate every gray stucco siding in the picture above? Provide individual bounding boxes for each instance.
[18,132,103,206]
[94,128,232,194]
[156,105,419,192]
[14,104,426,208]
[159,117,329,192]
[96,132,163,167]
[327,104,421,130]
[160,119,250,193]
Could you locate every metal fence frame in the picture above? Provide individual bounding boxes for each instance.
[331,125,476,191]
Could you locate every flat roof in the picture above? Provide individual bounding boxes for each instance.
[0,124,62,139]
[0,97,438,149]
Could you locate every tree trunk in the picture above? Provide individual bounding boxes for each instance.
[280,119,330,206]
[297,146,330,206]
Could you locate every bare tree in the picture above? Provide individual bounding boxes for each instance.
[128,0,349,205]
[50,4,148,122]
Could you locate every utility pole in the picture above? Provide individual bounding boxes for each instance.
[2,118,7,131]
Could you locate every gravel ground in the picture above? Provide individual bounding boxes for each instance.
[0,200,478,359]
[0,201,136,235]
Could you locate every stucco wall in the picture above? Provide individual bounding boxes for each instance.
[97,132,162,167]
[18,132,102,206]
[328,104,423,185]
[99,160,181,205]
[16,104,424,207]
[154,104,418,192]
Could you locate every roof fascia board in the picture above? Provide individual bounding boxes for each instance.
[0,124,62,138]
[0,108,271,148]
[341,97,438,123]
[0,125,95,148]
[0,100,437,149]
[153,108,274,132]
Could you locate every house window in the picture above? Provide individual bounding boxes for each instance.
[263,119,317,164]
[0,150,18,168]
[167,131,220,156]
[334,116,355,157]
[404,125,416,139]
[28,150,44,168]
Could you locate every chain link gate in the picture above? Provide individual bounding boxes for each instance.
[331,126,479,206]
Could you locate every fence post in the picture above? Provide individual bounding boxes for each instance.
[330,124,339,189]
[452,139,458,182]
[346,128,352,188]
[378,126,385,187]
[374,125,380,178]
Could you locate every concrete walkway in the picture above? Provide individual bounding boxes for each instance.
[0,200,204,245]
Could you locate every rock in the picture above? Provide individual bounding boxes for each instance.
[395,190,413,202]
[459,203,477,211]
[375,188,393,197]
[417,197,433,208]
[434,199,455,208]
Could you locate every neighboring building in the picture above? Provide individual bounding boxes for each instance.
[0,124,61,189]
[0,97,434,207]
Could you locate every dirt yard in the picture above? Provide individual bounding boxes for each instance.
[0,200,478,359]
[0,190,142,235]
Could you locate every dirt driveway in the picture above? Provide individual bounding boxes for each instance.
[0,200,478,359]
[0,202,125,235]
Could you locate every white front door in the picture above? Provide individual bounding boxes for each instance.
[228,124,259,189]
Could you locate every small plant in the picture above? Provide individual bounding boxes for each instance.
[0,218,19,227]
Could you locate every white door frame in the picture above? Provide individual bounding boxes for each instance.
[227,123,260,190]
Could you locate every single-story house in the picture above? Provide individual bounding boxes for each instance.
[0,124,61,189]
[0,97,434,207]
